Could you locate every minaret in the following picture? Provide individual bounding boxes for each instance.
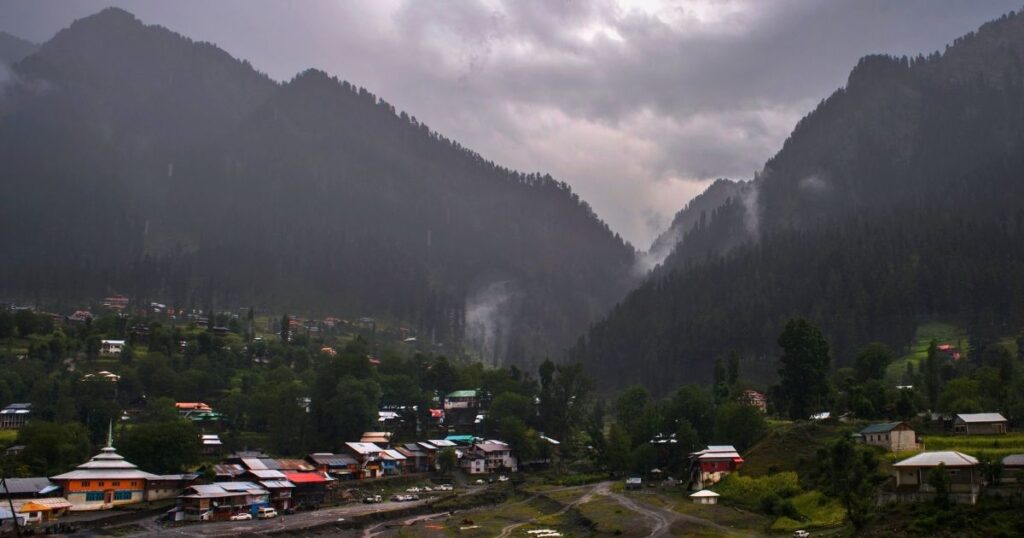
[107,419,113,448]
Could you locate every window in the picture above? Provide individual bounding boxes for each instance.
[81,481,91,487]
[112,481,120,486]
[97,481,105,486]
[85,492,103,502]
[114,491,132,501]
[131,481,137,487]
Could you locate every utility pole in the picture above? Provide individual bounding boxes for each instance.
[1,474,20,537]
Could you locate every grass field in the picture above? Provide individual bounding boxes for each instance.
[768,491,845,532]
[887,433,1024,463]
[740,421,844,478]
[885,322,967,385]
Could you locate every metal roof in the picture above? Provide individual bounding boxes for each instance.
[689,490,720,497]
[247,469,286,479]
[345,442,382,454]
[859,422,906,434]
[307,453,358,467]
[955,413,1007,423]
[447,390,477,398]
[1002,454,1024,467]
[259,480,296,489]
[0,477,55,495]
[381,449,406,460]
[893,451,978,468]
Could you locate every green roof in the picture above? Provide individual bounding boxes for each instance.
[859,422,903,434]
[445,435,477,443]
[447,390,477,398]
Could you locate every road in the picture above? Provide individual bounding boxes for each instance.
[107,498,433,537]
[495,481,730,538]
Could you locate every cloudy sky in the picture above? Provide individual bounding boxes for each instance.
[2,0,1019,246]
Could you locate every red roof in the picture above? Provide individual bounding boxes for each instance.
[284,472,328,484]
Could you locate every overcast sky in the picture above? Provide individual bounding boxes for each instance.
[2,1,1020,246]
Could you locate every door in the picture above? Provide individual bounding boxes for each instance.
[104,490,114,504]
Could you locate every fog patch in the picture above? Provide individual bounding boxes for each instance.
[741,181,761,240]
[799,174,829,192]
[464,279,519,365]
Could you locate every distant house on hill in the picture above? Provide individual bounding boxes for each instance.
[885,451,980,505]
[739,390,767,412]
[688,445,743,490]
[857,422,919,452]
[953,413,1007,435]
[1000,454,1024,484]
[100,339,125,356]
[0,403,31,429]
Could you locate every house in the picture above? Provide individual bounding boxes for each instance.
[688,445,743,490]
[444,390,481,429]
[460,453,486,474]
[953,413,1008,435]
[690,490,720,505]
[13,498,73,526]
[1000,454,1024,484]
[465,440,518,473]
[0,403,31,429]
[739,390,767,413]
[395,443,430,473]
[51,440,159,510]
[307,453,359,481]
[445,434,478,446]
[83,371,121,382]
[200,434,223,456]
[380,449,407,476]
[857,422,920,452]
[178,482,269,521]
[102,295,129,310]
[0,478,60,499]
[67,310,93,324]
[284,472,332,508]
[146,474,200,501]
[360,431,392,446]
[343,442,384,479]
[887,451,981,504]
[100,340,125,356]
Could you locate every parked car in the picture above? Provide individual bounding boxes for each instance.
[436,484,454,491]
[498,475,509,482]
[363,495,383,504]
[408,494,419,501]
[793,531,810,538]
[406,487,422,493]
[625,477,643,490]
[229,513,252,521]
[257,507,278,519]
[474,479,485,485]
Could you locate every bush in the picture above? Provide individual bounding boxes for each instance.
[717,472,801,511]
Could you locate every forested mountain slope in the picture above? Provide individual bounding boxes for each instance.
[575,10,1024,393]
[0,8,636,365]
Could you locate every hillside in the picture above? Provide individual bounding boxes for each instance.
[0,8,636,365]
[575,10,1024,392]
[0,31,37,66]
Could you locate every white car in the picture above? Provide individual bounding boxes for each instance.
[793,531,810,538]
[406,487,422,493]
[422,486,433,492]
[437,484,454,491]
[229,513,252,521]
[498,475,509,482]
[257,507,278,519]
[474,479,485,485]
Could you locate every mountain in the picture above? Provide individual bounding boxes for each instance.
[0,8,636,365]
[636,178,747,274]
[0,31,37,66]
[575,10,1024,393]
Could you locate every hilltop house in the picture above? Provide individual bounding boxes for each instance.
[51,441,159,510]
[885,451,981,505]
[99,340,125,356]
[739,390,767,413]
[953,413,1007,435]
[857,422,920,452]
[688,445,743,490]
[0,403,31,429]
[444,390,481,429]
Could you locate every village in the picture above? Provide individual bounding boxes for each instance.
[1,298,1023,536]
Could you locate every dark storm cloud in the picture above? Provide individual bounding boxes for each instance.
[1,0,1019,245]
